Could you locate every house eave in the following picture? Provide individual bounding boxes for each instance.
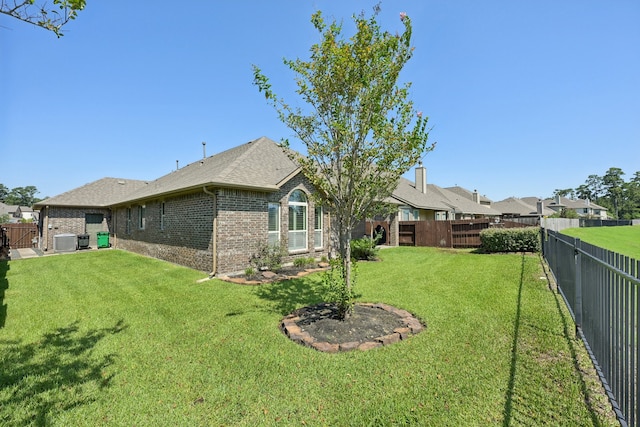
[110,181,280,207]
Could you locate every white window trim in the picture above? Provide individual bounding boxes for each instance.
[288,190,308,252]
[268,202,280,245]
[314,205,323,249]
[138,204,146,230]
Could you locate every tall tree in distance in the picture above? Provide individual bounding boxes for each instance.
[0,0,85,36]
[602,167,625,219]
[254,6,432,318]
[4,186,41,206]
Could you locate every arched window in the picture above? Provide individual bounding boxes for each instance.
[288,190,307,251]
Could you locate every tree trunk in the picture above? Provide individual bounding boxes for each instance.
[338,224,353,320]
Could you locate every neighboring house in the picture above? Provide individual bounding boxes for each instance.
[390,164,501,221]
[493,197,554,219]
[357,165,502,245]
[0,203,36,223]
[15,206,38,222]
[0,202,12,222]
[444,186,493,207]
[34,137,331,275]
[537,195,608,219]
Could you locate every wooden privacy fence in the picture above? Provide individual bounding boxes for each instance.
[0,223,38,249]
[398,219,532,248]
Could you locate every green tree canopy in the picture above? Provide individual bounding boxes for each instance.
[254,6,432,318]
[0,0,85,36]
[2,185,41,206]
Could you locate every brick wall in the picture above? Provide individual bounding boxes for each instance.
[114,193,215,272]
[111,175,330,275]
[40,206,111,251]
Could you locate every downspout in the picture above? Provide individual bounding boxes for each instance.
[203,186,217,276]
[44,206,49,251]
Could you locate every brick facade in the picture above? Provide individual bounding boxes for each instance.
[113,192,215,272]
[39,206,111,251]
[110,173,330,275]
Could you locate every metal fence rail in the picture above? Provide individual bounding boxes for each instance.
[542,229,640,426]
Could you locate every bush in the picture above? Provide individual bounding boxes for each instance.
[249,242,287,271]
[293,257,316,268]
[351,237,379,261]
[480,227,541,253]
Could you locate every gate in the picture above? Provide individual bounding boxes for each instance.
[1,223,38,249]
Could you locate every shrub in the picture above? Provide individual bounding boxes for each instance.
[293,257,316,268]
[351,237,379,261]
[480,227,541,253]
[249,242,287,272]
[244,267,256,278]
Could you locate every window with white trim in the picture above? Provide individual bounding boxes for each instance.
[400,207,419,221]
[160,202,166,230]
[268,202,280,245]
[138,205,146,230]
[288,190,307,251]
[314,205,323,249]
[126,208,132,234]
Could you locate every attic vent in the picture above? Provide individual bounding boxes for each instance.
[117,180,126,185]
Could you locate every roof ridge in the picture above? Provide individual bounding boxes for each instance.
[217,136,268,182]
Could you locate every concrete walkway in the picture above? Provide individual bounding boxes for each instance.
[8,248,45,259]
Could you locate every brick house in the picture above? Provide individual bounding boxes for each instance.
[34,178,148,250]
[35,137,330,275]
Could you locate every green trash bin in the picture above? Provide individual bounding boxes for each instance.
[97,232,110,249]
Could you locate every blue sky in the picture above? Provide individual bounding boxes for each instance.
[2,1,639,202]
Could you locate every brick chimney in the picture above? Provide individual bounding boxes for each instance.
[415,162,427,194]
[472,190,480,204]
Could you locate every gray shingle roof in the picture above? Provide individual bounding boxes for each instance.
[113,136,300,204]
[33,178,149,208]
[493,197,554,216]
[542,196,607,211]
[444,186,493,204]
[392,178,502,216]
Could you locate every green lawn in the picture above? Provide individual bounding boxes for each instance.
[0,248,617,426]
[561,225,640,260]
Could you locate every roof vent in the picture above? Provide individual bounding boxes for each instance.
[117,180,126,185]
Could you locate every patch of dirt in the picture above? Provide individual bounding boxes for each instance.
[294,303,406,344]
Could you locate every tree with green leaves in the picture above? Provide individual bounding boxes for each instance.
[0,0,85,36]
[254,7,432,318]
[0,184,9,202]
[4,186,41,206]
[602,167,625,219]
[552,188,575,199]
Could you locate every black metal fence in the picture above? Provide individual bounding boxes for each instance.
[542,229,640,426]
[581,219,633,227]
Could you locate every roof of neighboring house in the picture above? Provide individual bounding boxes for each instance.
[391,178,502,216]
[542,196,608,211]
[432,185,502,216]
[493,197,555,216]
[391,178,452,211]
[0,202,15,215]
[34,178,149,208]
[444,186,493,204]
[113,136,300,204]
